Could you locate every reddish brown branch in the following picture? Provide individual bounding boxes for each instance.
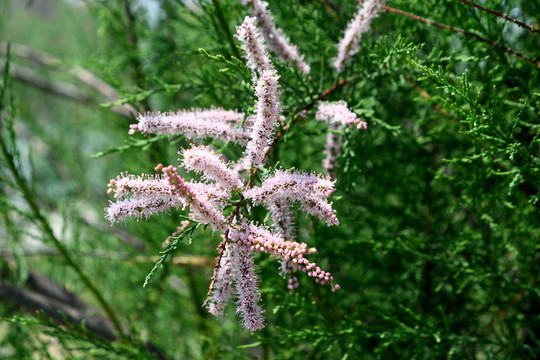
[383,6,540,68]
[455,0,540,34]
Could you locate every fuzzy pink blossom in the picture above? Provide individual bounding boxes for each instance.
[316,101,367,130]
[230,223,339,290]
[322,122,343,173]
[236,16,273,74]
[268,198,295,240]
[206,243,235,317]
[181,145,242,191]
[243,69,281,169]
[229,242,266,333]
[244,169,339,226]
[240,0,310,74]
[105,196,182,224]
[158,164,227,231]
[129,108,250,146]
[334,0,386,73]
[105,173,183,223]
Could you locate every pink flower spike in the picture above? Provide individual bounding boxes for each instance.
[206,243,235,317]
[244,169,339,226]
[240,0,310,74]
[105,195,183,224]
[236,16,273,74]
[229,243,266,333]
[131,108,250,146]
[268,198,296,240]
[334,0,386,73]
[316,101,367,129]
[181,145,242,190]
[322,122,343,173]
[160,165,227,231]
[243,69,281,169]
[229,223,336,288]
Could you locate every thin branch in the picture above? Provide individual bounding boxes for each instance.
[0,249,214,268]
[383,6,540,68]
[455,0,540,34]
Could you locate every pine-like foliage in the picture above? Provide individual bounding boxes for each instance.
[0,0,538,358]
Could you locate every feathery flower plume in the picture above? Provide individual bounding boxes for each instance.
[322,122,343,173]
[105,196,182,224]
[181,145,242,191]
[236,16,273,74]
[243,69,281,169]
[245,169,339,226]
[316,101,367,130]
[229,242,265,333]
[105,173,183,223]
[240,0,311,74]
[206,243,235,317]
[316,101,367,172]
[129,108,250,146]
[268,198,296,240]
[334,0,386,73]
[230,223,339,289]
[158,164,227,231]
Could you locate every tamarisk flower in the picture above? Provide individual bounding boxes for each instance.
[229,222,339,290]
[243,69,281,169]
[240,0,310,74]
[129,108,251,146]
[105,167,228,230]
[181,145,242,191]
[322,122,343,173]
[236,16,273,74]
[334,0,386,73]
[245,169,339,226]
[316,101,367,130]
[316,101,367,173]
[206,243,235,317]
[105,173,182,223]
[229,242,265,333]
[268,198,295,240]
[157,164,227,231]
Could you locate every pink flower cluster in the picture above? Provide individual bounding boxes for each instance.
[181,145,242,191]
[129,108,250,146]
[235,16,273,74]
[245,169,339,226]
[316,101,367,173]
[240,0,311,74]
[334,0,386,73]
[243,69,281,169]
[105,16,356,333]
[316,101,367,130]
[230,223,338,290]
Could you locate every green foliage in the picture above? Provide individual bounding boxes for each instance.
[0,0,538,359]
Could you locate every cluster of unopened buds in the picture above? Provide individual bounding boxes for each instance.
[106,1,377,332]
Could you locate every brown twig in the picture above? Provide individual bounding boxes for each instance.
[455,0,540,34]
[382,6,540,68]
